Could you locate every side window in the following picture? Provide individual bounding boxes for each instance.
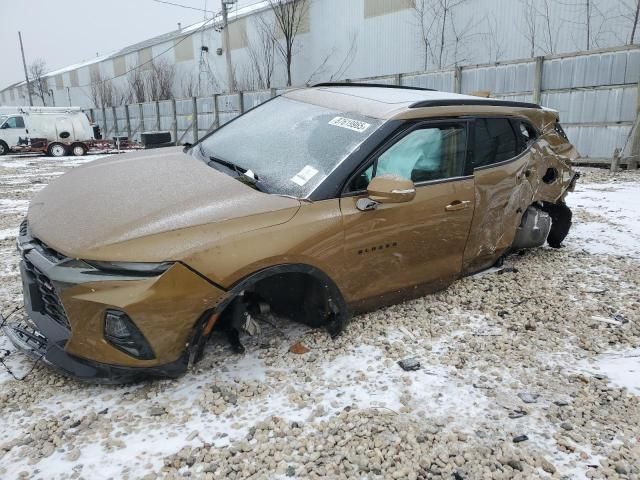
[348,124,467,191]
[512,119,538,153]
[473,118,518,168]
[4,116,25,129]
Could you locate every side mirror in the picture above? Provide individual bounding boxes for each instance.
[366,175,416,204]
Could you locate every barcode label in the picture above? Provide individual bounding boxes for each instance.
[328,116,371,133]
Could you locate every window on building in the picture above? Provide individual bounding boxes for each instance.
[473,118,518,168]
[174,35,195,61]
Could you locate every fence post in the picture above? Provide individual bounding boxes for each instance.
[533,56,544,105]
[155,100,161,131]
[101,107,108,139]
[89,108,95,123]
[139,103,145,133]
[454,66,462,93]
[238,91,244,114]
[270,88,277,98]
[171,98,178,145]
[394,74,402,86]
[192,96,198,143]
[124,105,131,139]
[112,106,118,136]
[611,148,621,172]
[213,94,220,130]
[627,79,640,170]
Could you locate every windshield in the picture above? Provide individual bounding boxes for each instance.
[197,96,385,197]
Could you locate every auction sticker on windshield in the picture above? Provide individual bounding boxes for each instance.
[291,165,319,186]
[328,116,371,133]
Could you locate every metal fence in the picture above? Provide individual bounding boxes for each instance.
[88,45,639,162]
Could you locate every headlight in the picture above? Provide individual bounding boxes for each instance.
[84,260,173,276]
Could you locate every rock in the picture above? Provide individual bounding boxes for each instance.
[541,459,556,474]
[517,393,539,404]
[513,435,529,443]
[398,358,420,371]
[614,463,628,475]
[560,422,573,431]
[507,460,523,471]
[149,406,166,417]
[289,342,310,354]
[286,465,295,477]
[66,449,81,462]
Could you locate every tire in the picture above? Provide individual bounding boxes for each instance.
[48,143,67,157]
[0,141,8,156]
[542,201,572,248]
[70,143,87,157]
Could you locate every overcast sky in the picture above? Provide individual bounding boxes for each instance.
[0,0,254,89]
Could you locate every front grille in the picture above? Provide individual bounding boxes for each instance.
[19,219,28,236]
[24,259,71,329]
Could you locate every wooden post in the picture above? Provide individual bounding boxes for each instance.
[124,104,132,139]
[192,96,198,143]
[533,56,544,105]
[112,106,118,136]
[454,66,462,93]
[155,100,161,131]
[139,103,145,133]
[213,94,220,130]
[610,148,621,172]
[627,79,640,170]
[89,108,95,123]
[171,98,178,145]
[101,107,108,139]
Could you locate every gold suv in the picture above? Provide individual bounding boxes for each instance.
[5,84,579,382]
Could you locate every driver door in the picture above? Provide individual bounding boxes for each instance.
[339,121,475,307]
[1,116,28,149]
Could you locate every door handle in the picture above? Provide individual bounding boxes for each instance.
[445,200,471,211]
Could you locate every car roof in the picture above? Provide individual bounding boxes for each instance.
[283,84,541,120]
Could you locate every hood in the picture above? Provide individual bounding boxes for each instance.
[28,148,300,258]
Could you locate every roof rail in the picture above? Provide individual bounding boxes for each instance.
[409,99,541,109]
[313,82,436,92]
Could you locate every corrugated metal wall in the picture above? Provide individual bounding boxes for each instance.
[89,45,639,159]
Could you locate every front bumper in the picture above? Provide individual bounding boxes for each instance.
[4,221,226,383]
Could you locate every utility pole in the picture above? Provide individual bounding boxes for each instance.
[221,0,235,93]
[18,31,33,106]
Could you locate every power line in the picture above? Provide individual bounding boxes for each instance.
[151,0,216,14]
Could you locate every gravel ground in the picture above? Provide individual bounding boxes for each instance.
[0,153,638,480]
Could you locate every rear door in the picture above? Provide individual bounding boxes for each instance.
[339,120,475,305]
[462,117,536,273]
[0,115,28,149]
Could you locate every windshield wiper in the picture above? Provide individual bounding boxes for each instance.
[208,156,262,190]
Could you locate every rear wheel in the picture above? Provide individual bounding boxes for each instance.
[70,143,87,156]
[0,141,8,156]
[542,201,572,248]
[48,143,67,157]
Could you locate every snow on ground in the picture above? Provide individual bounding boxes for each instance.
[0,158,638,479]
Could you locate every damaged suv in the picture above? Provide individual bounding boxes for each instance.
[5,84,579,382]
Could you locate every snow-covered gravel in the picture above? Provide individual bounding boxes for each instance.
[0,154,638,480]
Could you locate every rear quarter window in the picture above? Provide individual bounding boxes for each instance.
[473,118,518,168]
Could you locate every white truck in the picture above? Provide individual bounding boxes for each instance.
[0,107,95,157]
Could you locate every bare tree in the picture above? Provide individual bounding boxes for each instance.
[412,0,439,70]
[28,59,48,106]
[619,0,640,44]
[520,0,538,57]
[538,0,558,54]
[305,31,359,84]
[180,73,198,98]
[90,69,116,108]
[245,17,278,89]
[145,59,175,101]
[266,0,310,86]
[435,0,468,69]
[483,14,506,62]
[126,69,147,103]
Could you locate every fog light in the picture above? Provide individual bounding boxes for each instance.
[104,310,155,360]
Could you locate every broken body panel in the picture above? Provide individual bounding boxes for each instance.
[5,85,579,381]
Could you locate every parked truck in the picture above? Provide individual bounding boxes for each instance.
[0,107,94,156]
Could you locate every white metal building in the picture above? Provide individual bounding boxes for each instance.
[0,0,637,108]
